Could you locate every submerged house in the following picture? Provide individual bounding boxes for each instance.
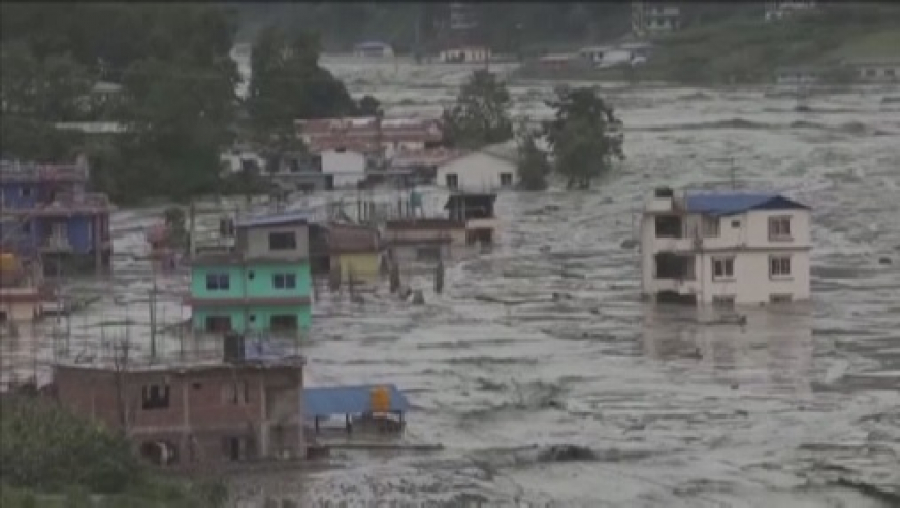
[54,338,306,467]
[0,159,112,276]
[0,253,45,323]
[640,187,811,306]
[186,211,313,338]
[308,222,381,282]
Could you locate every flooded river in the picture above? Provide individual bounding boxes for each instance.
[9,58,900,506]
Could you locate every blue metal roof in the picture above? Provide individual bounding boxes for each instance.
[304,384,411,417]
[235,210,311,228]
[684,192,808,216]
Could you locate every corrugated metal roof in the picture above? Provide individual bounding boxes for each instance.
[303,384,410,416]
[235,211,311,228]
[684,193,809,216]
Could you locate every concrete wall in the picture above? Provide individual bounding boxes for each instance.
[436,152,516,192]
[236,223,310,260]
[54,365,305,464]
[333,252,381,282]
[321,150,366,188]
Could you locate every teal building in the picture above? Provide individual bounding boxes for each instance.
[188,211,312,338]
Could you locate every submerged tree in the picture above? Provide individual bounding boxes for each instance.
[542,86,624,189]
[515,121,551,191]
[442,69,514,149]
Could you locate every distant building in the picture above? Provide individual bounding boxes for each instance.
[765,1,817,22]
[353,41,394,58]
[0,254,45,323]
[774,66,821,85]
[843,58,900,83]
[316,144,373,189]
[436,147,517,192]
[0,158,113,276]
[439,46,492,64]
[640,188,811,306]
[580,42,652,68]
[632,2,681,37]
[54,340,306,467]
[295,116,444,160]
[186,211,313,337]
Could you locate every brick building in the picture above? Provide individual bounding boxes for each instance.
[54,339,306,467]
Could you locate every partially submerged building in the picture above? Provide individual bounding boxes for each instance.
[186,211,313,337]
[0,159,113,276]
[436,148,517,192]
[309,222,381,282]
[0,253,46,323]
[640,188,811,306]
[54,338,306,467]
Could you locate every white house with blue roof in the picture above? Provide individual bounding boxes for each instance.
[641,188,811,306]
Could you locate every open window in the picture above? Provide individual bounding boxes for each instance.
[141,384,170,410]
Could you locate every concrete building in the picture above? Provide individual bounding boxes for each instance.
[187,211,313,336]
[436,149,516,192]
[295,117,445,161]
[580,42,652,68]
[640,188,811,306]
[632,2,681,37]
[765,1,817,22]
[0,254,45,323]
[319,147,370,189]
[439,46,492,64]
[54,340,306,467]
[0,159,112,276]
[353,41,394,58]
[774,66,821,85]
[844,58,900,83]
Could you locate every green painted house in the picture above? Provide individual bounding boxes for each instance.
[187,211,313,337]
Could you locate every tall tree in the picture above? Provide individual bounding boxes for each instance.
[442,70,514,149]
[516,125,552,191]
[542,87,624,189]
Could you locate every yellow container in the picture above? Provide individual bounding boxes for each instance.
[0,253,17,272]
[370,386,391,413]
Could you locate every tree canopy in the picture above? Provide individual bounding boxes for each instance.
[442,70,514,149]
[542,87,624,189]
[515,122,551,191]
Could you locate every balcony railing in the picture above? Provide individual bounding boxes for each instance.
[41,235,72,252]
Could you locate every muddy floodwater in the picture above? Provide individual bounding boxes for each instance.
[6,58,900,506]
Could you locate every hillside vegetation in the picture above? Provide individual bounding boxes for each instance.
[643,3,900,84]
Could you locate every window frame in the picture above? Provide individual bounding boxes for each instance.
[445,173,459,189]
[769,255,792,279]
[269,314,299,332]
[267,231,297,251]
[205,272,230,291]
[272,273,297,290]
[768,215,793,241]
[711,256,735,281]
[499,172,513,187]
[701,215,719,238]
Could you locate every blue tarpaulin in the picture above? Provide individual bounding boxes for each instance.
[303,384,411,417]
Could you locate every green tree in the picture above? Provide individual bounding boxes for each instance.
[542,86,624,189]
[357,95,382,117]
[515,123,551,191]
[443,70,514,149]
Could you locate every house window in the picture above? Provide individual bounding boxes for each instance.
[701,216,719,238]
[769,255,792,278]
[712,295,736,307]
[712,257,735,280]
[222,380,250,405]
[268,231,296,250]
[500,173,513,187]
[272,273,297,289]
[270,314,298,332]
[445,173,459,190]
[21,221,31,234]
[654,215,682,238]
[731,220,741,228]
[768,216,792,241]
[770,294,793,303]
[204,315,232,332]
[885,69,896,77]
[141,384,170,410]
[20,187,32,198]
[205,273,230,290]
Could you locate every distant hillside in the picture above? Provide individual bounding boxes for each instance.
[641,3,900,84]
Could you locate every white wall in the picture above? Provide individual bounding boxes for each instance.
[436,152,516,191]
[321,150,366,188]
[641,208,812,305]
[220,150,265,174]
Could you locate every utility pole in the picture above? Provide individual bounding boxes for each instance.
[729,157,736,190]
